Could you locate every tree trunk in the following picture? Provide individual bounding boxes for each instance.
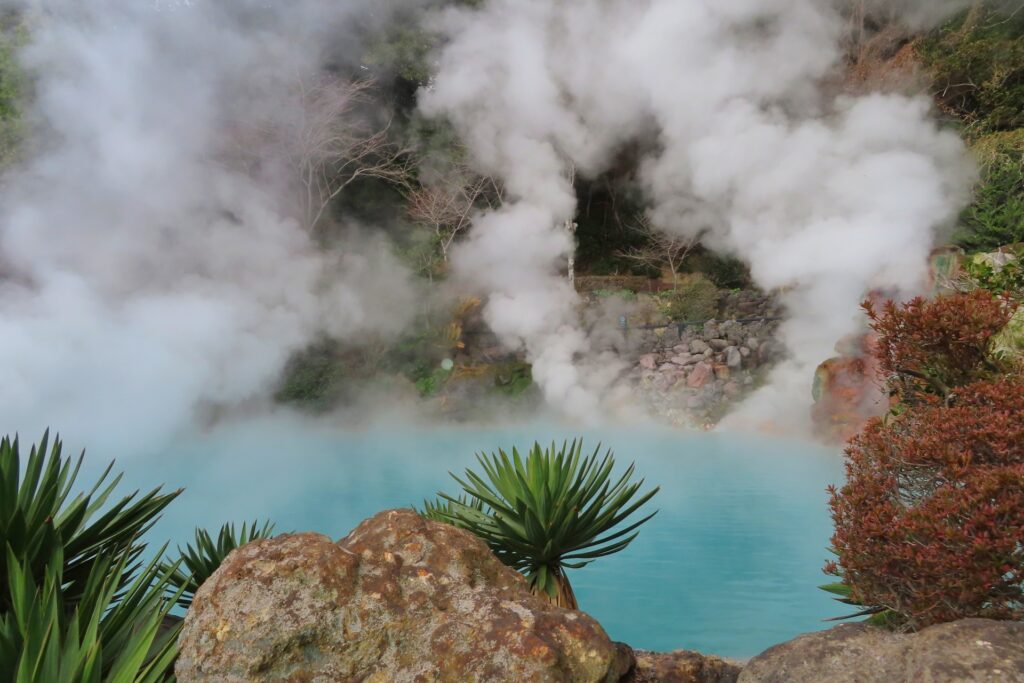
[532,566,579,610]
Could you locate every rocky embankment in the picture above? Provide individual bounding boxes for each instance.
[629,291,784,426]
[174,509,1024,682]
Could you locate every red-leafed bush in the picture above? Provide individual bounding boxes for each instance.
[828,321,1024,629]
[865,290,1014,401]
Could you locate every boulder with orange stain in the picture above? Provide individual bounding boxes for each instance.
[176,509,633,682]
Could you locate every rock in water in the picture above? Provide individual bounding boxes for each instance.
[738,619,1024,683]
[175,509,633,683]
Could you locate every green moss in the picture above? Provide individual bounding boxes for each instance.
[492,361,533,397]
[592,288,638,302]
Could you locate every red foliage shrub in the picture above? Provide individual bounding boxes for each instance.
[828,375,1024,628]
[864,290,1014,400]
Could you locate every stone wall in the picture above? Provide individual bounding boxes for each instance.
[627,291,784,426]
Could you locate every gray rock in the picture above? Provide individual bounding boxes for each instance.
[639,354,659,370]
[726,347,743,368]
[671,354,692,366]
[745,337,760,351]
[690,339,710,354]
[738,619,1024,683]
[709,339,729,351]
[702,321,720,340]
[739,346,751,358]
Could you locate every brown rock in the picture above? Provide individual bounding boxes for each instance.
[639,353,659,370]
[176,510,633,683]
[687,362,713,388]
[625,650,741,683]
[738,619,1024,683]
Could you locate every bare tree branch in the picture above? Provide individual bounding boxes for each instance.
[617,214,702,289]
[403,151,502,263]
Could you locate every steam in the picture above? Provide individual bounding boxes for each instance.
[421,0,974,428]
[0,0,418,452]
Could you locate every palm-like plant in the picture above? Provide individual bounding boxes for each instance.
[420,494,483,529]
[0,431,180,613]
[0,431,184,681]
[432,440,659,609]
[162,520,276,609]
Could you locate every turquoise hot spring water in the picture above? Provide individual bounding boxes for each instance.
[75,418,844,659]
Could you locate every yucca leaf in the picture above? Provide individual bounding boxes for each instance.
[427,440,658,609]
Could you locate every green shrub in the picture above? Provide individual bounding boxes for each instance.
[917,3,1024,133]
[660,274,719,321]
[955,131,1024,252]
[163,521,276,610]
[962,246,1024,298]
[274,340,347,411]
[0,431,183,681]
[0,18,27,168]
[492,361,533,397]
[426,441,659,609]
[683,251,751,289]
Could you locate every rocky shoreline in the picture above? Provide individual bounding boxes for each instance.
[174,509,1024,682]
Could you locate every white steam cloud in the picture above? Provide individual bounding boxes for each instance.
[421,0,974,429]
[0,1,418,452]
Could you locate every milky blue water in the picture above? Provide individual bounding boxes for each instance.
[83,418,843,659]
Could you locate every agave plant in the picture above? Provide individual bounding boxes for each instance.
[820,549,896,627]
[0,431,180,612]
[0,547,183,682]
[163,520,276,609]
[433,440,659,609]
[419,494,483,529]
[0,431,184,681]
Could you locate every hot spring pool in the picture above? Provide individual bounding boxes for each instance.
[84,419,843,659]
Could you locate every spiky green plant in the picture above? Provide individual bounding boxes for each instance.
[0,431,184,681]
[420,494,483,529]
[0,547,183,682]
[163,520,276,609]
[432,440,659,609]
[0,430,180,613]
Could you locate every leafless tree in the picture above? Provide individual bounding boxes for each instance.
[405,155,503,263]
[291,77,415,235]
[617,214,702,289]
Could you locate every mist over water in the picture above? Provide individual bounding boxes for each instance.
[67,416,842,657]
[0,0,981,450]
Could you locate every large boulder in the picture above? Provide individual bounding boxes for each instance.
[738,619,1024,683]
[175,509,633,682]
